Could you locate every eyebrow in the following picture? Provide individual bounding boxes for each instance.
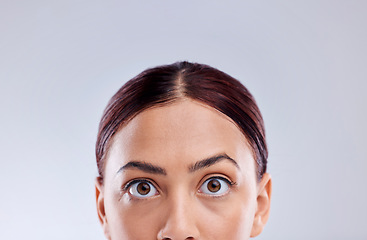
[188,153,240,172]
[117,161,167,175]
[116,153,239,176]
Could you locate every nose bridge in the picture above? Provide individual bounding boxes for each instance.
[158,187,199,239]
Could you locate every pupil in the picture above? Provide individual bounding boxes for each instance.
[208,179,221,192]
[137,182,150,195]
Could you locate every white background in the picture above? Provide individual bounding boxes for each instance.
[1,1,366,239]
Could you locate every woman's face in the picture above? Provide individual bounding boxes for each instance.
[96,99,271,240]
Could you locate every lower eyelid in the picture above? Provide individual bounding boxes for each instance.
[198,177,233,196]
[123,179,161,199]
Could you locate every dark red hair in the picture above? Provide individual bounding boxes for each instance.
[96,61,268,181]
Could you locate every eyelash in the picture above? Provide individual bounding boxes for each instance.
[122,178,157,192]
[122,176,237,200]
[203,176,236,187]
[198,176,236,197]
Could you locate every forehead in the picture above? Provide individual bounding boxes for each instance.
[106,99,254,173]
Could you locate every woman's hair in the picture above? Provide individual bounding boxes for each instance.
[96,61,268,182]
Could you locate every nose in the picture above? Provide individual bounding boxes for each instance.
[157,194,200,240]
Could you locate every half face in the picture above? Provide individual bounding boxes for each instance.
[96,99,271,240]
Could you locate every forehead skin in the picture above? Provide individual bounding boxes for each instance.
[106,99,256,179]
[103,99,259,239]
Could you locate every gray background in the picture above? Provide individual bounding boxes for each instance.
[1,1,366,239]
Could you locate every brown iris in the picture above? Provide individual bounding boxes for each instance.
[137,182,151,195]
[207,179,221,192]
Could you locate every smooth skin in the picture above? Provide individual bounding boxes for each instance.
[96,99,272,240]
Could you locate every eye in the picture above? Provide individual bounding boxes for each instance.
[199,177,230,196]
[127,180,158,198]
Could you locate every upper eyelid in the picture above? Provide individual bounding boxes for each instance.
[199,174,236,187]
[122,178,159,192]
[205,176,233,183]
[122,175,236,193]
